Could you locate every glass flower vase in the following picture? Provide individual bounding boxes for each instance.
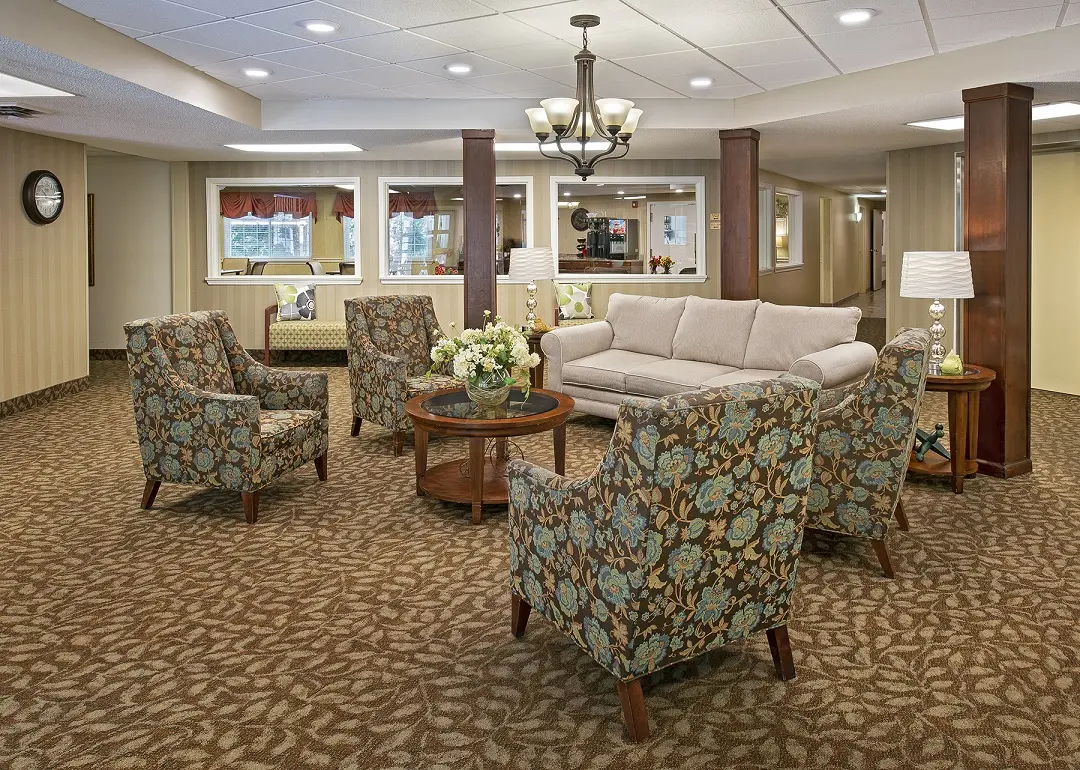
[465,370,511,415]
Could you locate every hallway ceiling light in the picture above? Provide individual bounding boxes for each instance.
[689,77,713,88]
[243,68,271,79]
[445,63,472,75]
[622,195,646,199]
[836,8,877,25]
[301,20,339,33]
[880,188,887,193]
[525,15,641,179]
[0,73,72,98]
[225,143,364,152]
[909,101,1080,130]
[513,193,522,198]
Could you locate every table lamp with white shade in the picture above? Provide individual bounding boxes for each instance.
[900,251,974,375]
[508,247,555,331]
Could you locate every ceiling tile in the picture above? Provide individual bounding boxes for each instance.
[240,81,315,99]
[171,0,300,15]
[591,69,687,98]
[925,0,1061,18]
[198,56,317,86]
[1066,3,1080,24]
[164,20,312,55]
[531,64,580,87]
[614,50,749,89]
[782,0,925,36]
[735,58,837,86]
[330,30,465,62]
[404,52,519,79]
[623,5,803,48]
[686,83,765,99]
[462,70,568,96]
[261,44,385,73]
[59,0,222,34]
[585,26,695,58]
[139,34,244,66]
[270,73,390,97]
[394,80,499,98]
[321,0,495,27]
[625,0,776,15]
[474,0,575,9]
[508,0,653,41]
[334,64,447,87]
[239,1,395,42]
[413,15,556,48]
[475,40,583,69]
[99,21,151,38]
[705,37,822,68]
[832,48,933,73]
[931,6,1062,46]
[812,21,931,57]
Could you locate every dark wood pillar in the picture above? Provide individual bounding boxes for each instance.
[718,128,760,300]
[962,83,1033,478]
[462,129,497,329]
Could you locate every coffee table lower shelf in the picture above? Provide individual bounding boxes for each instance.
[418,458,511,514]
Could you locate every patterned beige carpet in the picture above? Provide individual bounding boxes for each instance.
[1,361,1078,769]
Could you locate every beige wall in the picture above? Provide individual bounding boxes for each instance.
[1032,150,1080,395]
[885,143,960,344]
[87,155,173,349]
[0,127,88,402]
[184,158,723,348]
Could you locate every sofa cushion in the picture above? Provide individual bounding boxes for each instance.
[606,293,687,358]
[563,349,666,393]
[699,369,787,388]
[154,314,235,394]
[625,359,737,398]
[743,303,861,370]
[671,296,761,367]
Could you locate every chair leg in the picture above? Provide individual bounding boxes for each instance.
[242,492,259,524]
[766,624,797,681]
[511,592,531,638]
[351,416,362,437]
[392,430,405,457]
[894,497,910,531]
[616,678,650,742]
[872,539,895,579]
[315,453,328,481]
[141,480,161,509]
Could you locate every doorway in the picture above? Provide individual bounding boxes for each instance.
[870,209,886,290]
[647,202,697,272]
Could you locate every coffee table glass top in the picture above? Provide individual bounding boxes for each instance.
[420,388,559,420]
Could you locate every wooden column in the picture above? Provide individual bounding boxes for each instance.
[718,128,760,300]
[962,83,1033,478]
[462,129,497,329]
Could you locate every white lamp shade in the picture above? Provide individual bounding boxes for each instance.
[619,108,642,135]
[508,247,555,281]
[595,98,634,128]
[541,98,578,128]
[900,251,974,299]
[525,107,552,134]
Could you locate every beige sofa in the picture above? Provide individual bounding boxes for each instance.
[541,293,876,418]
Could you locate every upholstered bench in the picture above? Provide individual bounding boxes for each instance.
[263,304,347,364]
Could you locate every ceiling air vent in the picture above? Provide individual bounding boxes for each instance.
[0,104,45,119]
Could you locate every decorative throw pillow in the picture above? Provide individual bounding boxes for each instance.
[555,281,593,320]
[274,283,317,321]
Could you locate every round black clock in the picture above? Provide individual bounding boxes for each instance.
[570,207,590,231]
[22,170,64,225]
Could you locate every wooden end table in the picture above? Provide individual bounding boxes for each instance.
[908,364,996,493]
[526,332,546,389]
[405,387,574,524]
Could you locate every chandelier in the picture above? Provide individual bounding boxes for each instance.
[524,15,642,180]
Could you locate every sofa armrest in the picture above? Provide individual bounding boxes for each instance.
[788,341,877,389]
[540,321,614,390]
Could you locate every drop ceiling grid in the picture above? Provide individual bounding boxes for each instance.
[55,0,1077,98]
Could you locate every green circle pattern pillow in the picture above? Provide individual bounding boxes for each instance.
[555,281,593,320]
[274,283,317,321]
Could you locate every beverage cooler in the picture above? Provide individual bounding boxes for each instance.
[586,217,639,259]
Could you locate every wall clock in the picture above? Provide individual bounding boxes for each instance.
[22,170,64,225]
[570,207,590,231]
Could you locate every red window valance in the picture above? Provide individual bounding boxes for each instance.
[333,191,354,222]
[388,190,436,219]
[220,190,318,222]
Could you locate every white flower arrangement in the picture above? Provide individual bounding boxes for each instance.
[431,311,541,395]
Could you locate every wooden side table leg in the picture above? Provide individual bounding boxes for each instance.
[966,390,981,478]
[533,358,545,389]
[470,437,485,524]
[947,391,969,494]
[554,423,566,476]
[414,426,428,497]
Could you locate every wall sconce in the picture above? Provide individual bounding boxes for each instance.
[855,210,863,223]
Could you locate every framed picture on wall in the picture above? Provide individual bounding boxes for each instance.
[87,193,95,287]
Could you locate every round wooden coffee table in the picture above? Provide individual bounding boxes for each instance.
[405,387,575,524]
[908,364,996,493]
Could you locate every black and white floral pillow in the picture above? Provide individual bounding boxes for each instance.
[274,283,317,321]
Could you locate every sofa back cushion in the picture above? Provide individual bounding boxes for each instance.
[359,295,433,377]
[743,303,862,370]
[131,311,236,394]
[671,296,761,367]
[607,294,687,358]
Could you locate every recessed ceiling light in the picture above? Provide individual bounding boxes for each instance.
[302,20,339,33]
[623,195,646,200]
[836,8,876,25]
[908,101,1080,131]
[674,188,685,193]
[880,188,887,193]
[225,143,364,153]
[445,63,472,75]
[0,73,73,98]
[616,190,625,194]
[596,183,604,187]
[450,197,464,200]
[689,77,713,88]
[513,193,522,198]
[243,68,271,79]
[563,192,571,197]
[907,115,964,131]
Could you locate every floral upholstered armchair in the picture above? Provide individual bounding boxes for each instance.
[805,327,931,577]
[125,311,329,524]
[507,377,821,742]
[345,295,456,455]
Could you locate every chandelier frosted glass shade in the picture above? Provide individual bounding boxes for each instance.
[526,15,642,179]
